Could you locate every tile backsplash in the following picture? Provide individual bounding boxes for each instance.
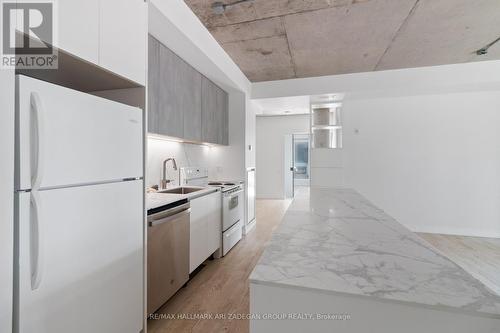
[146,137,224,188]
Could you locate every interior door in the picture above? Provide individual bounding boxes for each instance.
[293,134,310,187]
[16,180,143,333]
[284,134,294,198]
[16,75,143,191]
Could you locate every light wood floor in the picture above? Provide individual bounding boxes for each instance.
[419,232,500,294]
[148,198,500,333]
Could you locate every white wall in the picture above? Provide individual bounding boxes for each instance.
[310,148,344,188]
[0,70,14,333]
[256,115,310,199]
[245,99,258,168]
[343,91,500,238]
[219,92,247,181]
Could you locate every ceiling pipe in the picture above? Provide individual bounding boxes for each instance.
[476,36,500,56]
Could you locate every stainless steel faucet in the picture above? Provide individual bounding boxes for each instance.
[161,158,178,189]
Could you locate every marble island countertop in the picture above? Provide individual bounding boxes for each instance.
[250,188,500,318]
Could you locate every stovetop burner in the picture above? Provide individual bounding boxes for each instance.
[208,180,243,193]
[208,181,238,186]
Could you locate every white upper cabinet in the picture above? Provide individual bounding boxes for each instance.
[57,0,99,64]
[53,0,146,86]
[99,0,147,85]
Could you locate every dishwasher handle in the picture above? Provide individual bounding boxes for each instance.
[148,203,190,227]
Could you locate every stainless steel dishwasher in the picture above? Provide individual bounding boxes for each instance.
[147,200,190,314]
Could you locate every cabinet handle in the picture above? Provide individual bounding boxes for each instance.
[30,191,44,290]
[149,208,190,227]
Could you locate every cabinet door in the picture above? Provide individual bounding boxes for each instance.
[58,0,99,63]
[201,77,218,144]
[147,36,160,134]
[189,192,222,273]
[205,192,222,255]
[158,45,183,138]
[100,0,147,85]
[189,197,208,273]
[181,62,202,142]
[216,86,229,145]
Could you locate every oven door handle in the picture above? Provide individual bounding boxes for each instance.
[225,189,244,197]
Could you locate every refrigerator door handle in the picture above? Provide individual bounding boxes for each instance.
[30,92,45,190]
[30,191,44,290]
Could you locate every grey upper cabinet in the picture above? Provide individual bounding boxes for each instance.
[158,43,183,138]
[148,35,228,145]
[201,76,219,144]
[179,61,202,142]
[147,36,160,134]
[202,77,229,145]
[216,85,229,145]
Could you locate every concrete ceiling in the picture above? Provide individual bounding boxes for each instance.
[184,0,500,82]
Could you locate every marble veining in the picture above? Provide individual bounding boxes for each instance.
[250,188,500,317]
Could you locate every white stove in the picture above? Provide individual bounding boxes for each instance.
[208,180,244,256]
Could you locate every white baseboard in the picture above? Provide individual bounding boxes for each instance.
[256,195,285,200]
[407,224,500,239]
[243,219,256,235]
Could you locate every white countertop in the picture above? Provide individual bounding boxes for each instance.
[250,188,500,318]
[146,186,218,212]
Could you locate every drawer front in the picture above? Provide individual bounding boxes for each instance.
[222,220,242,256]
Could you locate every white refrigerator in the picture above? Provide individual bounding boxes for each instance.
[14,75,144,333]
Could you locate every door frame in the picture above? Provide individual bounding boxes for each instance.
[283,134,294,199]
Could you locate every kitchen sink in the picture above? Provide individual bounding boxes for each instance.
[160,187,203,194]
